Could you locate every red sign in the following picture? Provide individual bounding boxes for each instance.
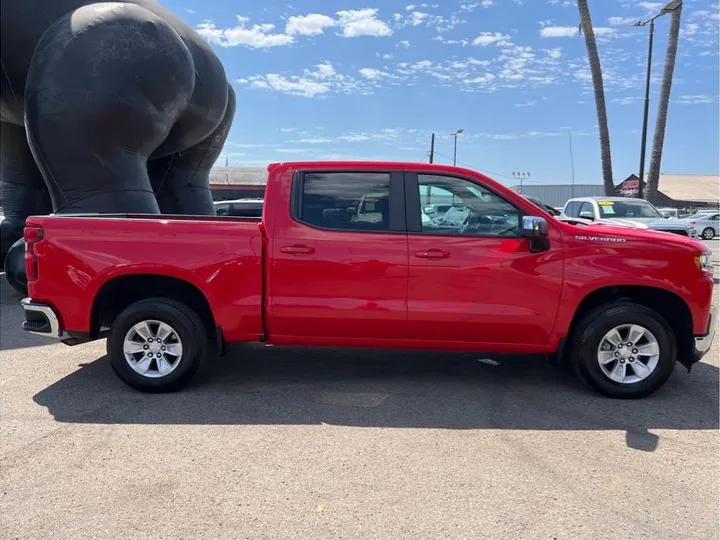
[620,178,639,196]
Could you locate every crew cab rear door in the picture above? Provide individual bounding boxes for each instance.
[267,169,408,342]
[405,171,564,348]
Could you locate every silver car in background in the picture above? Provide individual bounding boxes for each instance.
[683,212,719,240]
[560,197,699,239]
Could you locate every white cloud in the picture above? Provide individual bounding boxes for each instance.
[677,95,714,104]
[545,47,562,59]
[337,8,392,37]
[460,2,480,10]
[294,138,333,144]
[638,2,663,12]
[397,40,411,48]
[286,14,337,35]
[608,16,638,26]
[593,27,615,36]
[481,0,495,6]
[276,148,314,153]
[410,11,428,25]
[197,17,294,48]
[405,4,417,10]
[314,63,336,78]
[472,32,512,46]
[359,68,386,79]
[540,26,578,38]
[256,74,329,97]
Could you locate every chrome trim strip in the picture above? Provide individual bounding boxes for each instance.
[695,305,716,355]
[21,298,63,339]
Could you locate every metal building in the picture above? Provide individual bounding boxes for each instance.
[509,184,605,208]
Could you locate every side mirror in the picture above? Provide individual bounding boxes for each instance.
[579,211,595,221]
[521,216,549,238]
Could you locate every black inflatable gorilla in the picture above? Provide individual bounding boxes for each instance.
[1,0,235,291]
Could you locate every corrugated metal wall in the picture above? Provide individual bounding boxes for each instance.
[510,184,605,207]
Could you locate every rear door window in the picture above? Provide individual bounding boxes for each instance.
[295,171,402,232]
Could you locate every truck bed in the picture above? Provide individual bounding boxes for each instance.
[25,214,265,342]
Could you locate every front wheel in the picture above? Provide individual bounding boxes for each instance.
[107,298,208,392]
[701,227,715,240]
[570,302,676,399]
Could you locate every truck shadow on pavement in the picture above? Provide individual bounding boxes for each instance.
[33,343,719,451]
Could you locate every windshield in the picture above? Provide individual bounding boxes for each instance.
[597,200,663,219]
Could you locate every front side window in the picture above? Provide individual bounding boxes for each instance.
[579,202,595,218]
[299,172,391,232]
[416,174,521,236]
[564,201,581,218]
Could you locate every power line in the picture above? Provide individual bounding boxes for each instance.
[432,152,549,184]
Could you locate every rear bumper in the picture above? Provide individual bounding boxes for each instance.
[21,298,65,339]
[693,305,716,362]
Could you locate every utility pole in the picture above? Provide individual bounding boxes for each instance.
[512,172,530,194]
[429,133,435,163]
[450,129,464,166]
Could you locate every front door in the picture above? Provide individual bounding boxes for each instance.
[268,169,409,342]
[406,172,564,348]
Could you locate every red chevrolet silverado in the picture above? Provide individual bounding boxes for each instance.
[20,162,716,398]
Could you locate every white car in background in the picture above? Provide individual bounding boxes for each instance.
[683,212,719,240]
[560,197,699,239]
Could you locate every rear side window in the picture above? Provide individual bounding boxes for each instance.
[298,172,392,232]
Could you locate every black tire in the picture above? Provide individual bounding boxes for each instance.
[107,298,208,393]
[569,302,676,399]
[4,239,28,296]
[701,227,715,240]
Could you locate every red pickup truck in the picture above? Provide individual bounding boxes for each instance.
[20,161,715,398]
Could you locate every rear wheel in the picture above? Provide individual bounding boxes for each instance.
[570,302,676,399]
[701,227,715,240]
[107,298,208,392]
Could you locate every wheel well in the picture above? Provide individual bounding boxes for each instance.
[564,285,693,363]
[91,274,216,337]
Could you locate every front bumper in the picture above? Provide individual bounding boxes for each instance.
[21,298,64,339]
[693,305,716,362]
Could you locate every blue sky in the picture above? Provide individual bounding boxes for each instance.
[166,0,718,186]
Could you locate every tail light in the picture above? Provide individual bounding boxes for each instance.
[690,221,697,225]
[23,226,44,282]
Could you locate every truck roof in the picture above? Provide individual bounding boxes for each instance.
[565,196,649,203]
[269,161,487,176]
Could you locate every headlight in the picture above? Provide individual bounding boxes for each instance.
[695,253,713,274]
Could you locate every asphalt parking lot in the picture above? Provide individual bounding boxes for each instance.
[1,240,718,539]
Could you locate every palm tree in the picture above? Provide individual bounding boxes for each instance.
[577,0,614,195]
[645,5,683,204]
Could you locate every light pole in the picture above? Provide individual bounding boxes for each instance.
[450,129,464,166]
[512,172,530,194]
[633,0,683,198]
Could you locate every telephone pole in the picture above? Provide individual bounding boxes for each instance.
[512,172,531,194]
[429,133,435,163]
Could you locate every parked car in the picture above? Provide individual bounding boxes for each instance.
[683,212,719,240]
[658,207,679,219]
[561,197,699,239]
[214,198,263,218]
[524,195,561,216]
[20,161,715,399]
